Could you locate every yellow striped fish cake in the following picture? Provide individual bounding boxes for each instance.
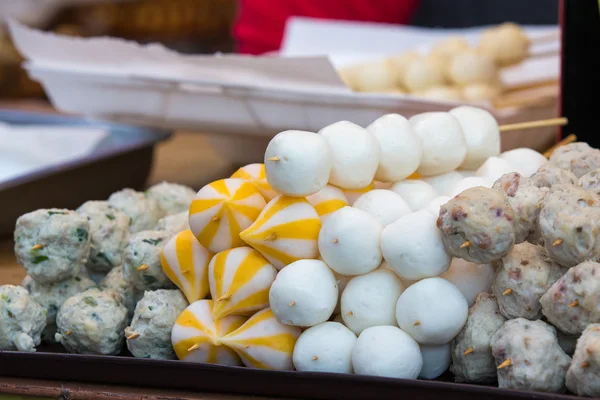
[239,195,321,270]
[161,230,211,303]
[306,185,348,222]
[209,247,277,319]
[339,182,375,205]
[231,163,278,202]
[171,299,246,365]
[189,178,266,253]
[221,308,301,370]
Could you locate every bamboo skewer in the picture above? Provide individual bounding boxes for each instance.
[498,117,568,133]
[544,134,577,158]
[529,31,561,45]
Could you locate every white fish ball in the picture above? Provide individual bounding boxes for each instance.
[422,196,452,216]
[264,130,332,197]
[419,343,452,379]
[293,322,357,374]
[389,180,438,211]
[353,189,412,226]
[352,326,423,379]
[318,207,383,276]
[409,112,467,176]
[341,268,405,335]
[381,210,451,281]
[333,271,352,315]
[475,156,516,185]
[499,148,547,177]
[423,171,466,196]
[448,176,489,197]
[319,121,381,189]
[439,259,494,307]
[396,277,468,345]
[269,259,338,327]
[449,106,501,170]
[448,51,498,86]
[366,114,423,182]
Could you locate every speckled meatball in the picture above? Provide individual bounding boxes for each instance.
[122,230,175,291]
[566,324,600,397]
[77,201,130,273]
[14,209,91,284]
[492,242,565,320]
[538,184,600,267]
[540,261,600,335]
[22,273,96,341]
[124,289,188,359]
[437,187,516,264]
[492,173,547,244]
[155,211,189,234]
[108,189,164,233]
[550,142,600,178]
[0,285,46,352]
[146,182,196,215]
[578,168,600,196]
[491,318,571,393]
[55,288,128,355]
[100,266,141,319]
[450,293,507,383]
[530,163,578,189]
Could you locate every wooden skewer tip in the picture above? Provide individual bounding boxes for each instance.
[464,347,474,355]
[503,288,513,296]
[568,300,579,308]
[31,243,44,250]
[460,241,471,249]
[137,264,149,271]
[497,359,512,369]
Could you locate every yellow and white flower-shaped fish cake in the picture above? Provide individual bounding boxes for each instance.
[231,163,278,202]
[189,178,266,253]
[239,196,321,270]
[340,182,374,206]
[209,247,277,319]
[306,185,348,223]
[161,230,211,303]
[171,300,246,365]
[221,308,301,370]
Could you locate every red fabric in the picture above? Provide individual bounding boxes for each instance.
[233,0,420,55]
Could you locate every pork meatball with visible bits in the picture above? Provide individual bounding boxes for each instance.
[450,293,507,383]
[108,189,164,233]
[491,318,571,393]
[492,242,566,320]
[566,324,600,397]
[437,187,516,264]
[540,261,600,335]
[124,289,188,359]
[145,182,196,216]
[77,201,130,273]
[0,285,46,352]
[123,230,175,291]
[55,288,128,355]
[578,168,600,196]
[538,184,600,267]
[14,209,91,284]
[549,142,600,178]
[530,163,578,189]
[492,173,547,243]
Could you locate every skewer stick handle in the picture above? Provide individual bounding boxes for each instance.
[543,134,577,158]
[529,31,560,44]
[499,117,568,133]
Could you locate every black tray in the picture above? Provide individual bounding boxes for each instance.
[0,109,171,235]
[0,347,583,400]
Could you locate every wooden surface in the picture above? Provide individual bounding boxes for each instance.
[0,101,274,399]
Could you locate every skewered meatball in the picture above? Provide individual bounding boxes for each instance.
[22,273,96,341]
[530,163,578,189]
[122,230,175,291]
[549,142,600,178]
[155,211,189,235]
[55,288,128,355]
[492,242,565,320]
[450,293,507,383]
[491,318,571,393]
[437,187,516,263]
[578,168,600,196]
[145,182,196,216]
[108,188,164,233]
[566,324,600,397]
[77,201,130,273]
[540,261,600,335]
[124,289,188,359]
[0,285,46,352]
[492,173,547,243]
[478,23,530,67]
[14,209,91,284]
[100,266,141,319]
[539,184,600,267]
